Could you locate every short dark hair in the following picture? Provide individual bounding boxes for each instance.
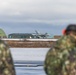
[65,24,76,35]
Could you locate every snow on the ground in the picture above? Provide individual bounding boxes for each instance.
[10,48,50,61]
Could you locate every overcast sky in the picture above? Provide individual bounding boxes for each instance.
[0,0,76,36]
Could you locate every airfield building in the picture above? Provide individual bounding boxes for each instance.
[8,33,51,39]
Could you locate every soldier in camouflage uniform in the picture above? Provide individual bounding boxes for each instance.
[44,24,76,75]
[0,40,16,75]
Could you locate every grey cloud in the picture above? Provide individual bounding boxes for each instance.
[0,0,76,24]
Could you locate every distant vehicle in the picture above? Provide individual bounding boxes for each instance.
[8,31,53,39]
[34,30,50,39]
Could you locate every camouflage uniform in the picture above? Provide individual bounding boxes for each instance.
[44,35,76,75]
[0,40,16,75]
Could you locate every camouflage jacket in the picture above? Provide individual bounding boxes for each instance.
[0,40,16,75]
[44,35,76,75]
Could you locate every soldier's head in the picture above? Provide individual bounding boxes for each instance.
[64,24,76,38]
[65,24,76,35]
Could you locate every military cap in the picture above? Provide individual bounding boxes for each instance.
[66,24,76,32]
[64,24,76,35]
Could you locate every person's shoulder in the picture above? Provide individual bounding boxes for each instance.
[0,39,9,48]
[0,39,5,44]
[58,35,68,41]
[54,35,65,45]
[56,35,70,44]
[53,35,70,50]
